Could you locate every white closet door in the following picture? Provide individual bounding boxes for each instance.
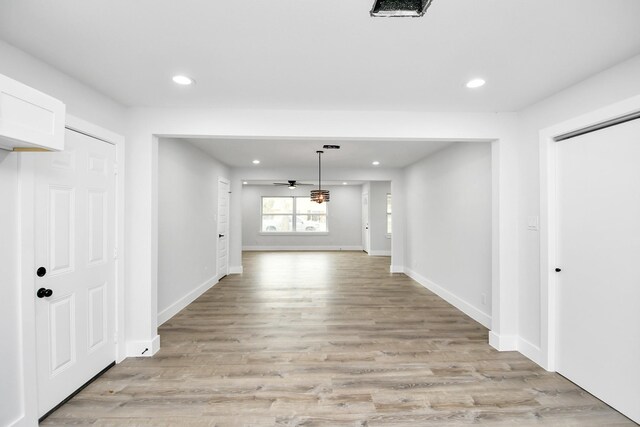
[217,178,230,279]
[362,193,370,253]
[556,118,640,423]
[34,129,116,417]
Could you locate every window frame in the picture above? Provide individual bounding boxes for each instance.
[260,196,329,235]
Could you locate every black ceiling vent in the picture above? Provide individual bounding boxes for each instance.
[370,0,434,17]
[322,145,341,150]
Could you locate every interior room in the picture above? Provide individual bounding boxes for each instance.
[1,1,639,425]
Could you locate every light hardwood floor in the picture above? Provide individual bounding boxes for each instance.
[43,251,633,426]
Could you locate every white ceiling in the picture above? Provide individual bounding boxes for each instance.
[183,137,454,168]
[1,0,639,112]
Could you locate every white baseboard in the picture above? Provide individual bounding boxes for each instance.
[405,268,492,329]
[489,332,546,369]
[243,245,363,251]
[229,265,243,274]
[368,250,391,256]
[9,414,34,427]
[390,265,404,273]
[157,275,218,326]
[126,335,160,358]
[489,331,518,351]
[517,336,545,368]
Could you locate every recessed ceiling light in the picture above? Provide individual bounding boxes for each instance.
[242,181,248,185]
[342,182,348,185]
[466,78,486,89]
[252,160,260,165]
[372,161,380,166]
[172,75,194,85]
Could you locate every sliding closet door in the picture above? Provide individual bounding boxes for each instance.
[556,118,640,423]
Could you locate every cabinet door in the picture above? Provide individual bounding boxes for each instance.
[0,73,65,151]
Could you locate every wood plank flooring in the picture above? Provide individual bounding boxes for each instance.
[42,251,634,426]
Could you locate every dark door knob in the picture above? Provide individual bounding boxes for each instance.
[37,267,47,277]
[555,268,562,272]
[219,234,225,238]
[37,288,53,298]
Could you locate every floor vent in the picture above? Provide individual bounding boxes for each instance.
[370,0,434,17]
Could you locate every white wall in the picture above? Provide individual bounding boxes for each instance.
[157,139,230,324]
[515,53,640,360]
[242,184,362,250]
[0,40,127,426]
[367,181,391,256]
[0,40,126,134]
[404,142,493,328]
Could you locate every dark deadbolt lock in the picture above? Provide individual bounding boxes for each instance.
[37,288,53,298]
[37,267,47,277]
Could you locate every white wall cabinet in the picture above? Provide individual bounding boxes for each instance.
[0,73,65,151]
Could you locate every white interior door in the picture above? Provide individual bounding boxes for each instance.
[362,192,370,253]
[556,118,640,423]
[34,129,116,418]
[217,178,230,279]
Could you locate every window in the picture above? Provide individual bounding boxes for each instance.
[386,193,392,235]
[262,197,327,233]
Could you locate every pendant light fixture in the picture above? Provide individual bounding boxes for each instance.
[310,150,330,204]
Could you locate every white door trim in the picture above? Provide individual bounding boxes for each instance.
[539,94,640,371]
[18,115,125,426]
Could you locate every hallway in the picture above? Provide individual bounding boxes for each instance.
[42,252,632,426]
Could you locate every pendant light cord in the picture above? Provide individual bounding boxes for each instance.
[318,151,322,191]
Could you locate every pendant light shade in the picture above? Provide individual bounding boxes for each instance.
[310,189,330,203]
[311,150,330,204]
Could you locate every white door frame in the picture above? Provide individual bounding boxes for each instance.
[539,94,640,371]
[18,115,125,426]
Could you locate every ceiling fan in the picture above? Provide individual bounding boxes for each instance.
[273,180,312,189]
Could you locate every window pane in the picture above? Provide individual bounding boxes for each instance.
[262,215,293,232]
[296,197,327,214]
[387,194,392,214]
[296,215,327,232]
[263,197,293,214]
[387,214,392,234]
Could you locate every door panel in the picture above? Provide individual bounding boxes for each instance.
[556,118,640,423]
[49,295,75,373]
[49,186,75,273]
[34,129,116,417]
[87,283,107,351]
[88,190,107,264]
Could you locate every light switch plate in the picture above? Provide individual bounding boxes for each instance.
[527,216,539,231]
